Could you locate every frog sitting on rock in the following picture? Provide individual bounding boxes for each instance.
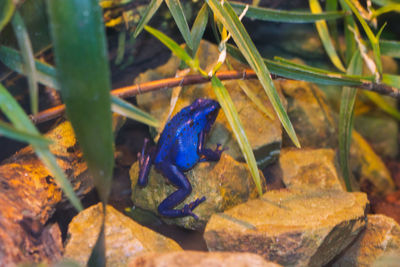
[137,98,224,219]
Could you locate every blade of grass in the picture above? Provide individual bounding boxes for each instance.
[11,11,39,114]
[0,45,159,126]
[230,1,346,23]
[371,0,400,5]
[363,89,400,120]
[144,26,201,73]
[134,0,163,37]
[111,96,160,128]
[343,0,383,75]
[339,50,362,192]
[165,0,193,49]
[339,0,357,65]
[211,76,263,196]
[190,3,209,57]
[0,0,14,32]
[0,45,59,88]
[0,120,51,146]
[227,44,368,86]
[326,0,343,60]
[371,3,400,18]
[380,39,400,59]
[309,0,346,72]
[0,83,82,210]
[206,0,300,148]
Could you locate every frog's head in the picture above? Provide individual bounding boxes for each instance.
[191,98,220,132]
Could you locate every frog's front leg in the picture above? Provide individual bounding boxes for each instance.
[155,162,205,219]
[198,130,224,162]
[137,138,154,187]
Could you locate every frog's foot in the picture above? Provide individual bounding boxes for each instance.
[200,144,227,162]
[137,138,153,187]
[182,196,206,220]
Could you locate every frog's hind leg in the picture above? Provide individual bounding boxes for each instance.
[155,162,205,220]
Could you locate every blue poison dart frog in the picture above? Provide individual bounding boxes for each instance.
[137,98,224,220]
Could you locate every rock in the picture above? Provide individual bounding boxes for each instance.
[350,131,396,196]
[204,189,368,267]
[128,251,282,267]
[130,153,264,230]
[332,214,400,267]
[136,40,285,168]
[370,191,400,225]
[278,148,344,191]
[373,250,400,267]
[64,204,181,266]
[354,114,398,159]
[279,79,395,195]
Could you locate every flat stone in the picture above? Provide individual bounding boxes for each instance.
[279,79,395,195]
[332,214,400,267]
[64,204,181,266]
[204,189,368,267]
[128,251,282,267]
[136,40,285,168]
[278,148,344,191]
[130,153,264,230]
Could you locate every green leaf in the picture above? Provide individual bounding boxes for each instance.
[230,1,346,23]
[47,0,114,203]
[343,0,383,75]
[339,0,357,65]
[339,50,362,192]
[227,44,368,86]
[11,11,39,114]
[0,0,14,33]
[111,96,160,128]
[380,39,400,59]
[0,120,51,146]
[190,3,209,57]
[211,76,263,196]
[0,45,59,89]
[371,3,400,18]
[206,0,300,148]
[144,26,199,72]
[309,0,345,72]
[0,83,82,211]
[134,0,163,37]
[363,89,400,121]
[371,0,400,5]
[165,0,193,49]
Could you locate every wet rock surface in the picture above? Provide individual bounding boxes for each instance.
[332,214,400,267]
[64,204,181,266]
[130,153,264,230]
[128,251,282,267]
[277,148,344,191]
[204,189,368,267]
[135,40,285,168]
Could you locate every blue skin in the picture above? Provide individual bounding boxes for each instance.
[137,98,224,219]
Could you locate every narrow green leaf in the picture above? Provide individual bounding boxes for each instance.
[0,0,14,32]
[211,76,263,196]
[48,0,114,203]
[206,0,300,148]
[339,0,357,65]
[371,3,400,18]
[363,89,400,121]
[0,83,82,210]
[227,44,368,86]
[343,0,383,75]
[309,0,346,72]
[11,11,39,114]
[133,0,163,37]
[339,51,362,192]
[380,39,400,59]
[371,0,400,5]
[190,3,209,57]
[230,2,346,23]
[144,26,199,71]
[326,0,342,60]
[115,29,126,65]
[0,120,51,146]
[0,45,59,89]
[111,96,160,128]
[165,0,193,49]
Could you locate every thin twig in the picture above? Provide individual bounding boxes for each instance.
[30,69,400,124]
